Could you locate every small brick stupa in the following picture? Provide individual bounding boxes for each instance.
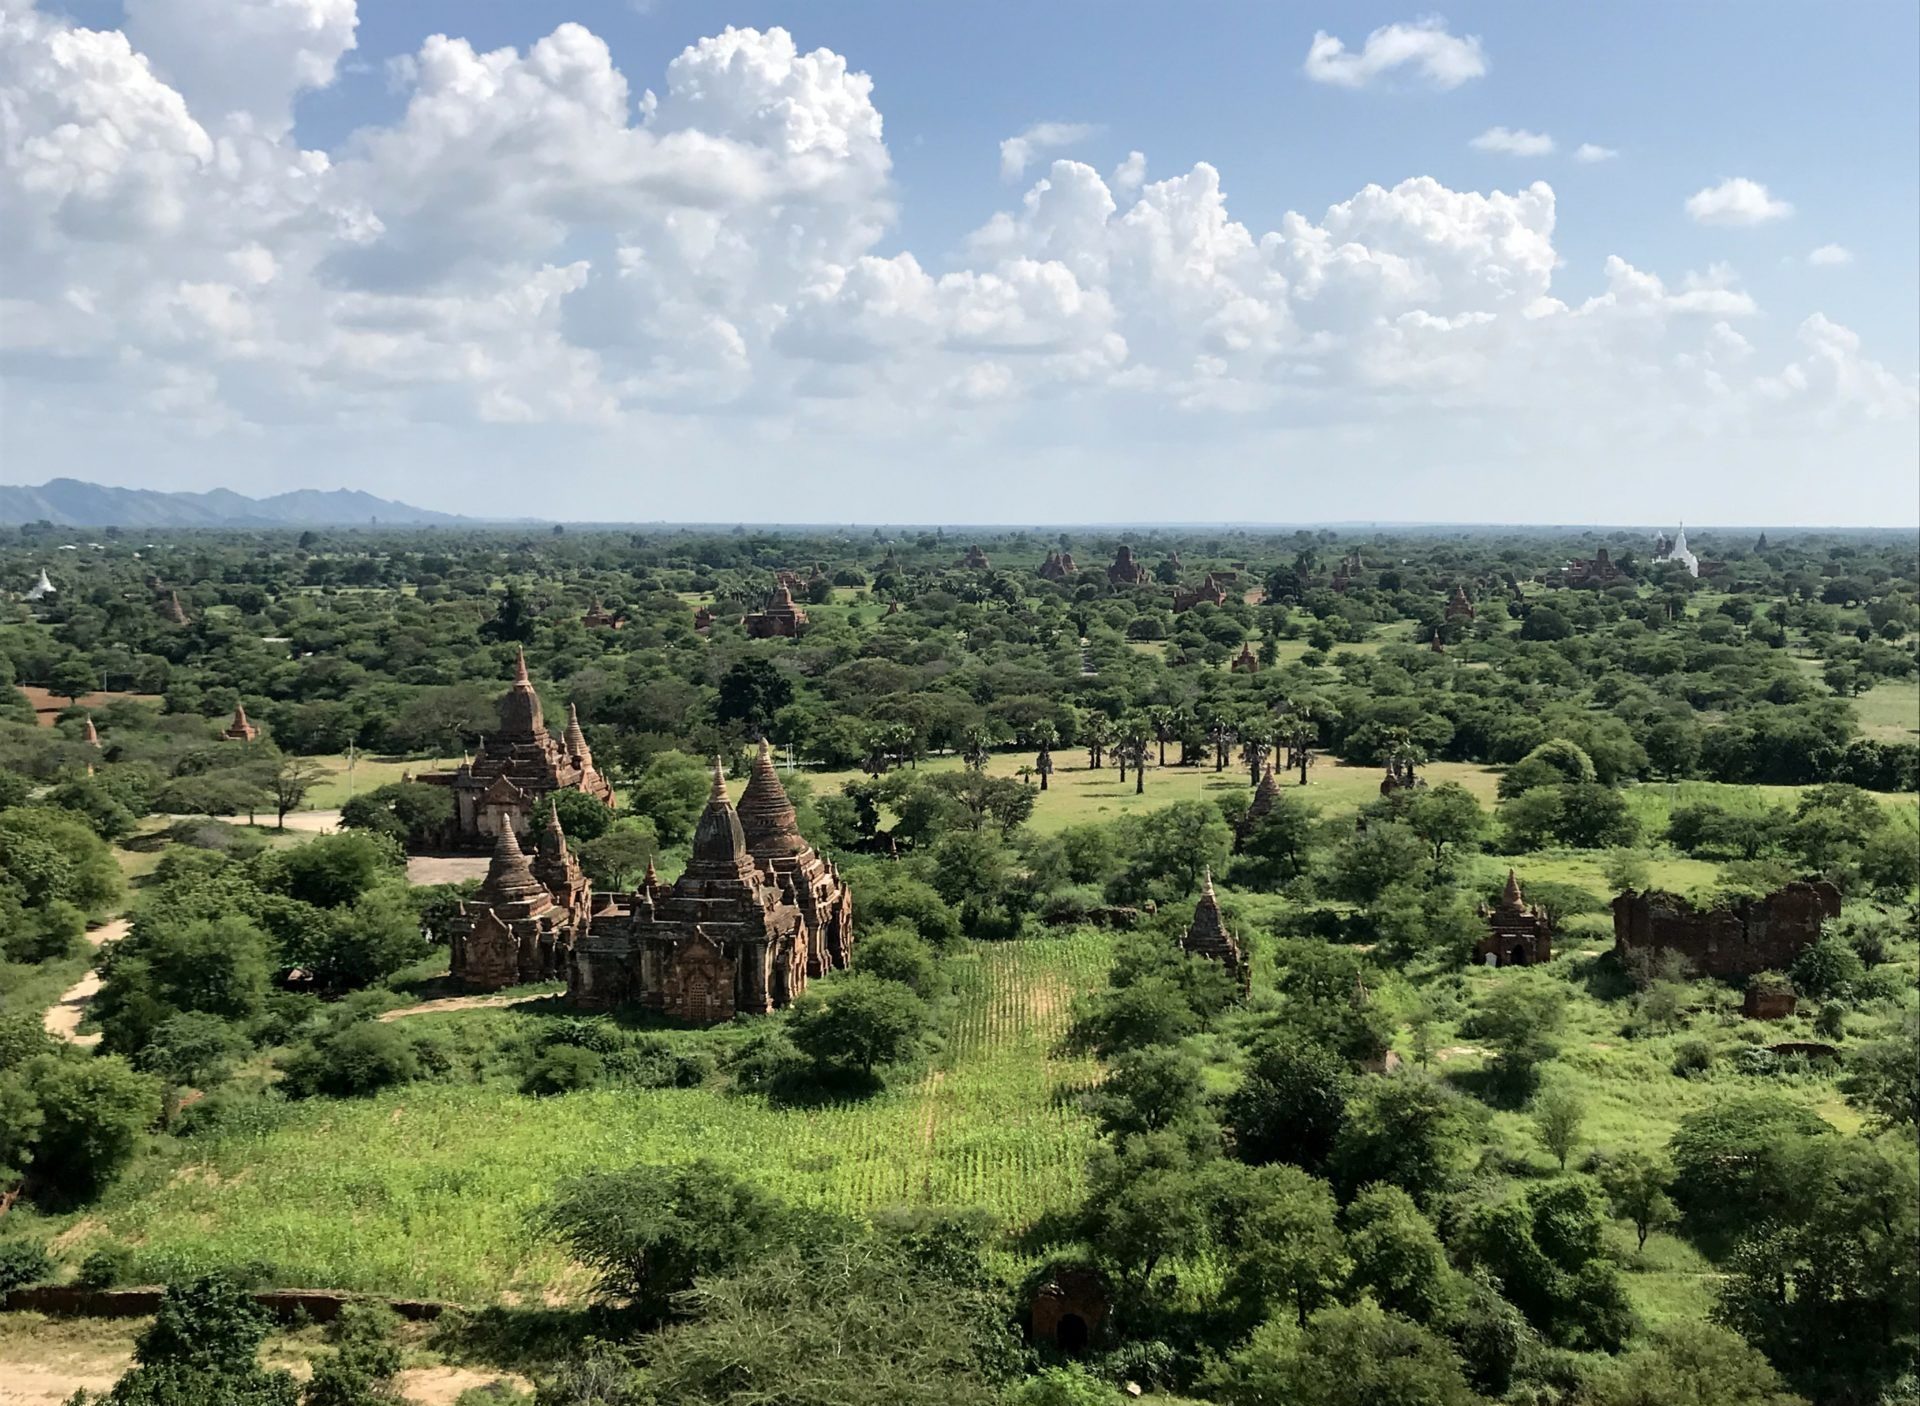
[1180,869,1246,985]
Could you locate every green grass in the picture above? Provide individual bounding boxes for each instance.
[82,932,1113,1302]
[1852,678,1920,741]
[795,752,1502,835]
[301,755,432,810]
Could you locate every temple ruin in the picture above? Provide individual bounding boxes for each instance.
[744,584,810,638]
[1038,550,1078,581]
[1106,545,1150,586]
[1173,573,1229,611]
[1611,881,1840,979]
[221,703,259,742]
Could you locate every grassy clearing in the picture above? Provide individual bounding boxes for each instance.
[796,752,1502,835]
[80,932,1113,1303]
[1852,678,1920,741]
[302,755,432,810]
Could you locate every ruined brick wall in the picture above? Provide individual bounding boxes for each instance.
[1612,882,1840,978]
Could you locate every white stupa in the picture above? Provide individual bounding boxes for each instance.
[1654,524,1699,578]
[24,568,55,601]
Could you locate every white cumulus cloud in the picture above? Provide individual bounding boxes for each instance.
[1686,177,1793,226]
[999,122,1100,182]
[1808,243,1852,266]
[1471,127,1554,157]
[0,1,1911,521]
[1304,18,1487,90]
[1573,143,1618,163]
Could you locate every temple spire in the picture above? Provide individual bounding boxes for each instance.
[741,736,806,858]
[1502,868,1524,906]
[514,646,531,686]
[541,797,568,856]
[83,712,100,748]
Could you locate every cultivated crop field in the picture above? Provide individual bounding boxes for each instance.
[78,931,1115,1303]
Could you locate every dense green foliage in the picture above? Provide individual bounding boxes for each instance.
[1,522,1914,1405]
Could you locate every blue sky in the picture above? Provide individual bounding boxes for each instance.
[9,1,1918,523]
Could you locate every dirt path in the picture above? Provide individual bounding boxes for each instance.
[0,1354,523,1406]
[377,990,554,1022]
[42,918,128,1048]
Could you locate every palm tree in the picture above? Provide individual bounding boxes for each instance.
[1083,714,1115,770]
[1119,715,1155,795]
[1148,706,1180,768]
[1205,712,1237,774]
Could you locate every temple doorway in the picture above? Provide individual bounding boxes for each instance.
[1054,1314,1089,1355]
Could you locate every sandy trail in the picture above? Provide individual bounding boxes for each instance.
[377,990,553,1022]
[42,918,128,1048]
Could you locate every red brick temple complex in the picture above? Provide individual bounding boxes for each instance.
[743,583,809,638]
[569,746,853,1022]
[423,650,614,846]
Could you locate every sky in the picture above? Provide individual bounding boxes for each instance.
[2,0,1916,525]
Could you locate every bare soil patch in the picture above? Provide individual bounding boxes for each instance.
[406,854,490,886]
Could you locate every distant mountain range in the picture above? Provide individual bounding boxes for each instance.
[0,478,467,528]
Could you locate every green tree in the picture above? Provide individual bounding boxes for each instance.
[1587,1321,1807,1406]
[303,1302,404,1406]
[1840,1007,1920,1128]
[1085,1045,1207,1141]
[536,1160,783,1319]
[787,973,930,1078]
[1600,1151,1677,1253]
[1530,1084,1585,1170]
[715,658,794,735]
[1224,1036,1350,1172]
[1327,822,1431,905]
[9,1053,163,1203]
[1466,974,1567,1093]
[1079,1130,1213,1290]
[625,751,717,847]
[1220,1163,1350,1328]
[1344,1184,1450,1323]
[1207,1302,1476,1406]
[93,1273,298,1406]
[1401,783,1488,864]
[851,923,941,999]
[636,1233,1018,1406]
[1330,1075,1477,1206]
[269,755,326,828]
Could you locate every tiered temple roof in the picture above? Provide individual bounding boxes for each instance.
[959,544,992,570]
[1038,550,1078,581]
[1476,870,1553,968]
[222,703,259,742]
[1445,585,1475,620]
[442,650,614,845]
[571,751,853,1022]
[1230,642,1259,673]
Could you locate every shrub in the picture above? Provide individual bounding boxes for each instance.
[535,1160,784,1319]
[0,1237,52,1292]
[77,1242,137,1290]
[1790,937,1865,1000]
[283,1021,421,1098]
[523,1045,604,1096]
[1670,1039,1715,1078]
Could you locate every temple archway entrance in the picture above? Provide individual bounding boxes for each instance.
[1055,1314,1089,1355]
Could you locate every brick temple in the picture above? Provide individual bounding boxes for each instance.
[420,650,614,847]
[570,745,853,1021]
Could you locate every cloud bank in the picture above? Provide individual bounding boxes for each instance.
[0,2,1911,520]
